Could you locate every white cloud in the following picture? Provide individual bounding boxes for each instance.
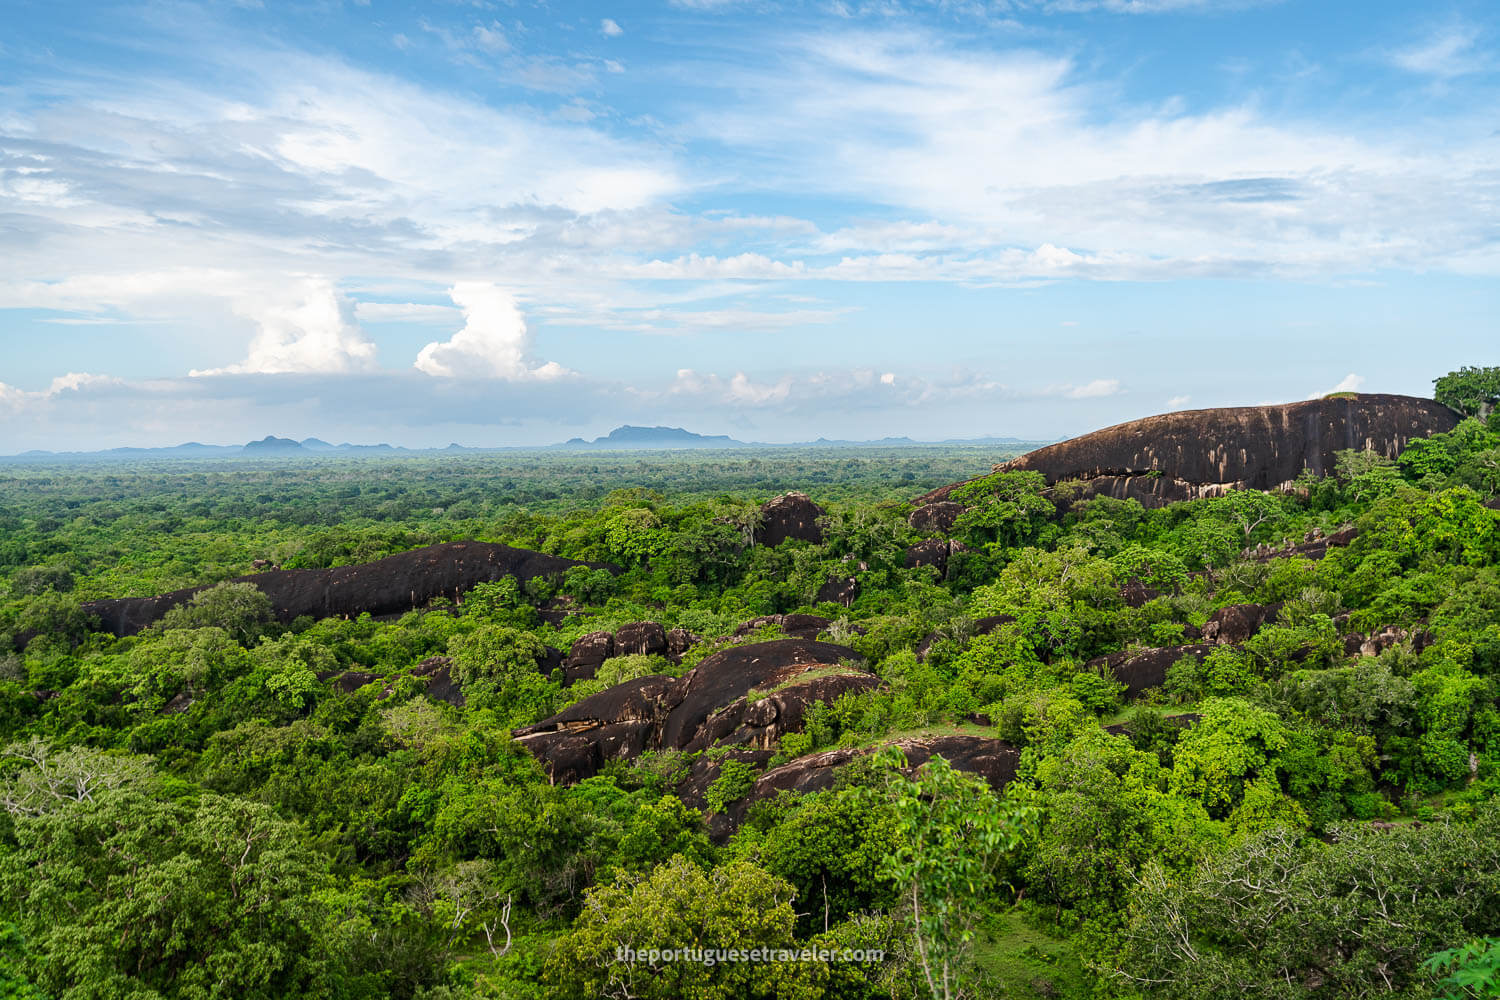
[1390,24,1488,78]
[414,283,570,379]
[193,278,378,375]
[1055,378,1121,399]
[356,302,464,323]
[1310,373,1364,398]
[601,18,624,37]
[1167,394,1191,408]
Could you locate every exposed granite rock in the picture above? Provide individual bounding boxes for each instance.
[1087,643,1218,698]
[904,539,966,577]
[1119,579,1162,608]
[410,655,465,707]
[563,631,614,683]
[917,395,1459,509]
[81,541,616,637]
[701,735,1021,838]
[513,638,866,784]
[816,576,861,608]
[666,627,700,664]
[682,670,883,753]
[1342,626,1434,657]
[735,614,833,641]
[759,493,825,546]
[908,501,966,534]
[614,621,667,657]
[1201,603,1281,645]
[1245,526,1359,562]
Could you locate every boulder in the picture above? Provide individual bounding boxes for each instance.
[1119,579,1161,608]
[513,638,866,784]
[735,614,832,641]
[917,395,1459,508]
[816,576,860,607]
[908,501,966,534]
[1245,526,1359,563]
[563,631,614,682]
[1343,626,1433,657]
[81,540,617,637]
[614,621,667,657]
[1087,643,1217,698]
[759,493,824,546]
[411,655,465,707]
[665,627,700,664]
[1201,603,1280,645]
[702,735,1021,838]
[906,539,968,577]
[681,669,882,752]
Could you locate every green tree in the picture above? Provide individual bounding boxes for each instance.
[1435,366,1500,419]
[863,748,1037,1000]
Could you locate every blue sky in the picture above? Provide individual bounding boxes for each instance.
[0,0,1496,450]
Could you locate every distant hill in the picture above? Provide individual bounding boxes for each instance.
[243,435,306,454]
[559,425,746,450]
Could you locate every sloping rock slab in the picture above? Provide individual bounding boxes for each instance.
[82,541,616,637]
[908,501,966,534]
[703,735,1021,838]
[917,395,1458,508]
[513,638,865,784]
[735,614,832,641]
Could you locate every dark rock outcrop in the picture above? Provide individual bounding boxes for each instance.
[81,541,615,637]
[905,539,967,577]
[614,621,667,657]
[734,614,833,641]
[666,628,700,664]
[1201,603,1280,645]
[1245,526,1359,562]
[513,638,866,784]
[1342,626,1433,658]
[1087,643,1218,698]
[702,735,1021,838]
[816,576,860,607]
[918,394,1459,509]
[759,493,824,546]
[411,655,465,707]
[563,631,615,682]
[908,501,966,534]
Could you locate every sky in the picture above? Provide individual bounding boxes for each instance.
[0,0,1496,451]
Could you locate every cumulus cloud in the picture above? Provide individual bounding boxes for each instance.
[193,278,378,376]
[1310,373,1364,398]
[601,18,623,36]
[415,283,570,379]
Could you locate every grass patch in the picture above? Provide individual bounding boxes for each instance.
[972,908,1092,999]
[744,663,868,703]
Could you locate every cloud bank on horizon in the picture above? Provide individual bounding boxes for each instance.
[0,0,1496,450]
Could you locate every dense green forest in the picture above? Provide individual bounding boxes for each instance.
[2,411,1500,999]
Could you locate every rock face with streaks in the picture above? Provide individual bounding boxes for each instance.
[759,492,825,546]
[81,541,614,637]
[512,638,869,784]
[908,501,967,534]
[1201,603,1280,645]
[916,394,1458,509]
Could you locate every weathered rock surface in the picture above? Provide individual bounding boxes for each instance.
[815,575,860,607]
[1201,603,1280,645]
[734,614,833,641]
[908,501,966,534]
[614,621,667,657]
[411,655,465,707]
[81,541,615,637]
[1245,526,1359,562]
[904,539,967,577]
[1342,626,1433,658]
[1087,643,1218,698]
[513,638,867,784]
[917,395,1459,509]
[759,493,825,546]
[701,735,1021,838]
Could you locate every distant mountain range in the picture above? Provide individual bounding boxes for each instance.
[4,426,1049,461]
